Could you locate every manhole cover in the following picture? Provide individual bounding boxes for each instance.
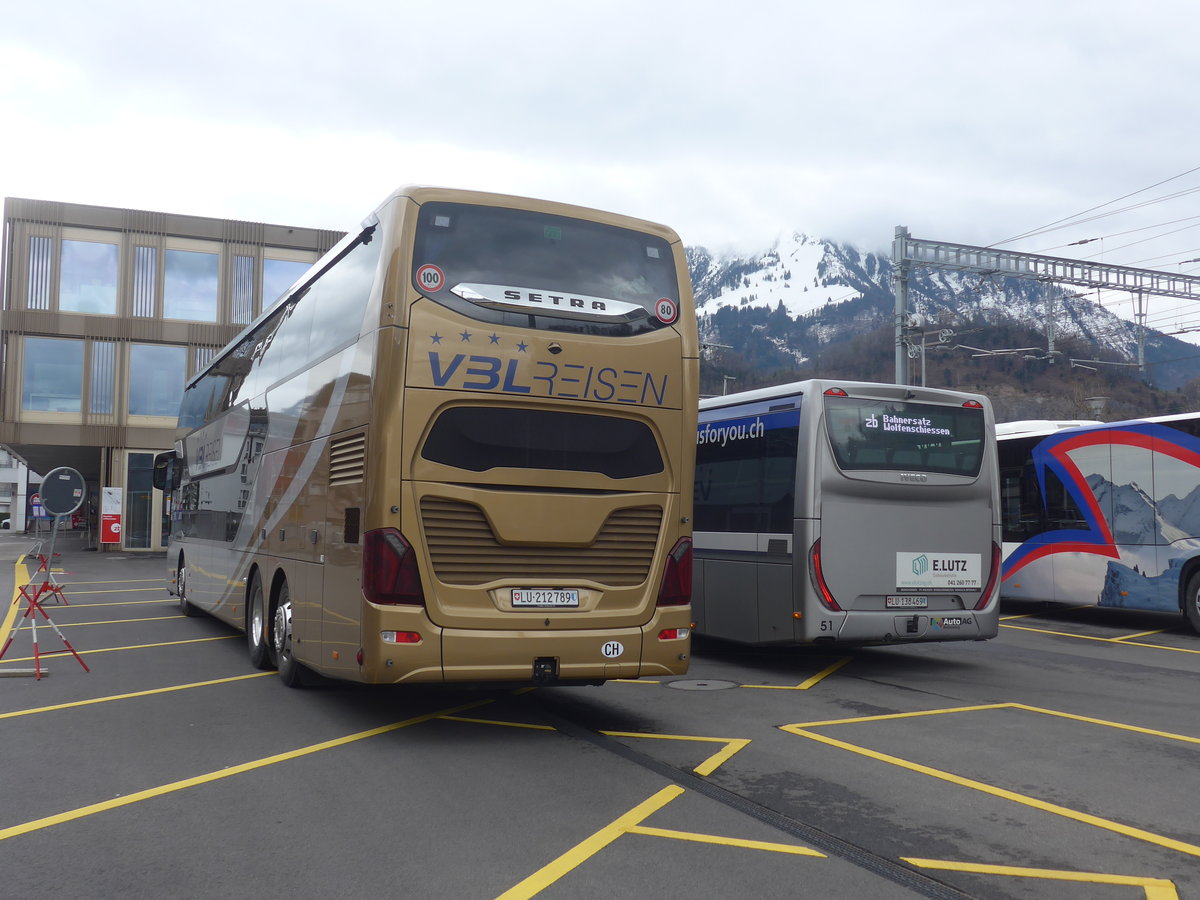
[665,679,739,691]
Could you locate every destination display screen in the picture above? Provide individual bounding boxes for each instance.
[824,396,985,476]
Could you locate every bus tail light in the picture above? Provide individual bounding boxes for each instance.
[974,541,1002,610]
[658,627,691,640]
[657,537,692,607]
[809,539,842,611]
[363,528,425,606]
[381,630,422,644]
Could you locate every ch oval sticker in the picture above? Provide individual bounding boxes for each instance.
[601,640,624,659]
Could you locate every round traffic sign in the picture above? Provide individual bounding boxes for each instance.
[415,264,445,293]
[40,467,86,516]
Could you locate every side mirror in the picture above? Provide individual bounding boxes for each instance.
[152,451,180,492]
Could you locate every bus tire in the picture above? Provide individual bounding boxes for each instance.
[273,580,306,688]
[1186,572,1200,635]
[247,572,273,670]
[177,556,199,617]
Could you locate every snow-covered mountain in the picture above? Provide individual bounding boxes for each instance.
[687,232,1200,391]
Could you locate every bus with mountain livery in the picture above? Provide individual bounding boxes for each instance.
[692,379,1001,645]
[154,186,698,686]
[999,415,1200,634]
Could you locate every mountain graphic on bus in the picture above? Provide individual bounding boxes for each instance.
[1004,423,1200,577]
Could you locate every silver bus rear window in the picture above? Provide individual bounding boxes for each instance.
[824,396,985,476]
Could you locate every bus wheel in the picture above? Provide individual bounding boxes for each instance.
[247,573,273,670]
[272,581,305,688]
[1186,573,1200,635]
[177,557,199,617]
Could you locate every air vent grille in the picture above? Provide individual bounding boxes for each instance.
[330,433,366,486]
[420,497,662,586]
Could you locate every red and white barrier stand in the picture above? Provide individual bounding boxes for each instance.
[0,515,89,679]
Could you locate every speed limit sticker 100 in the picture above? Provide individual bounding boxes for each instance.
[415,264,445,293]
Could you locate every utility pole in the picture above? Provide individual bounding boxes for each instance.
[892,226,911,385]
[1044,280,1056,363]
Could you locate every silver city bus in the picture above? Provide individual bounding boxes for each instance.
[692,379,1001,645]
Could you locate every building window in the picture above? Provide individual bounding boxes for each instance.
[164,248,219,321]
[27,236,52,310]
[129,344,185,416]
[133,246,157,317]
[59,239,118,314]
[263,256,312,307]
[91,341,116,414]
[23,337,84,412]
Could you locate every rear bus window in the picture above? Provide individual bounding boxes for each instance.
[421,407,663,478]
[824,396,985,476]
[411,202,680,337]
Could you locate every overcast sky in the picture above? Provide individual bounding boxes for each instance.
[4,0,1199,275]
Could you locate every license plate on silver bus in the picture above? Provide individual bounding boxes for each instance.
[886,595,928,608]
[512,589,580,608]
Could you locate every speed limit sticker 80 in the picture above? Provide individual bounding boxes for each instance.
[655,298,678,324]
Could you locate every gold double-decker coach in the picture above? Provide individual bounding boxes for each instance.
[155,186,698,687]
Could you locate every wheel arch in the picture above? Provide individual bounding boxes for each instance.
[1176,553,1200,614]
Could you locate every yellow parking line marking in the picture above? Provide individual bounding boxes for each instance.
[496,786,684,899]
[998,628,1200,657]
[0,698,491,843]
[2,635,237,664]
[52,616,184,628]
[2,556,27,648]
[791,701,1200,746]
[1011,702,1200,745]
[25,588,164,597]
[0,673,276,719]
[783,703,1200,858]
[438,715,556,732]
[904,858,1178,899]
[787,726,1200,857]
[793,702,1012,729]
[601,731,751,776]
[1001,622,1200,654]
[629,824,823,857]
[48,579,164,585]
[45,599,174,608]
[1112,629,1168,641]
[742,656,854,691]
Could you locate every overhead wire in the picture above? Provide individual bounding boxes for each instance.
[989,164,1200,247]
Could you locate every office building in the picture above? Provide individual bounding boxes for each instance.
[0,197,343,550]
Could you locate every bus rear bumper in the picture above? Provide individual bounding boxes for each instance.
[441,617,691,683]
[359,607,693,683]
[833,612,998,643]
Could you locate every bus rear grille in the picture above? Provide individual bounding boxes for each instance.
[330,433,366,485]
[420,497,662,586]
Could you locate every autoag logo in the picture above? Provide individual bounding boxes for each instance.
[912,554,930,577]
